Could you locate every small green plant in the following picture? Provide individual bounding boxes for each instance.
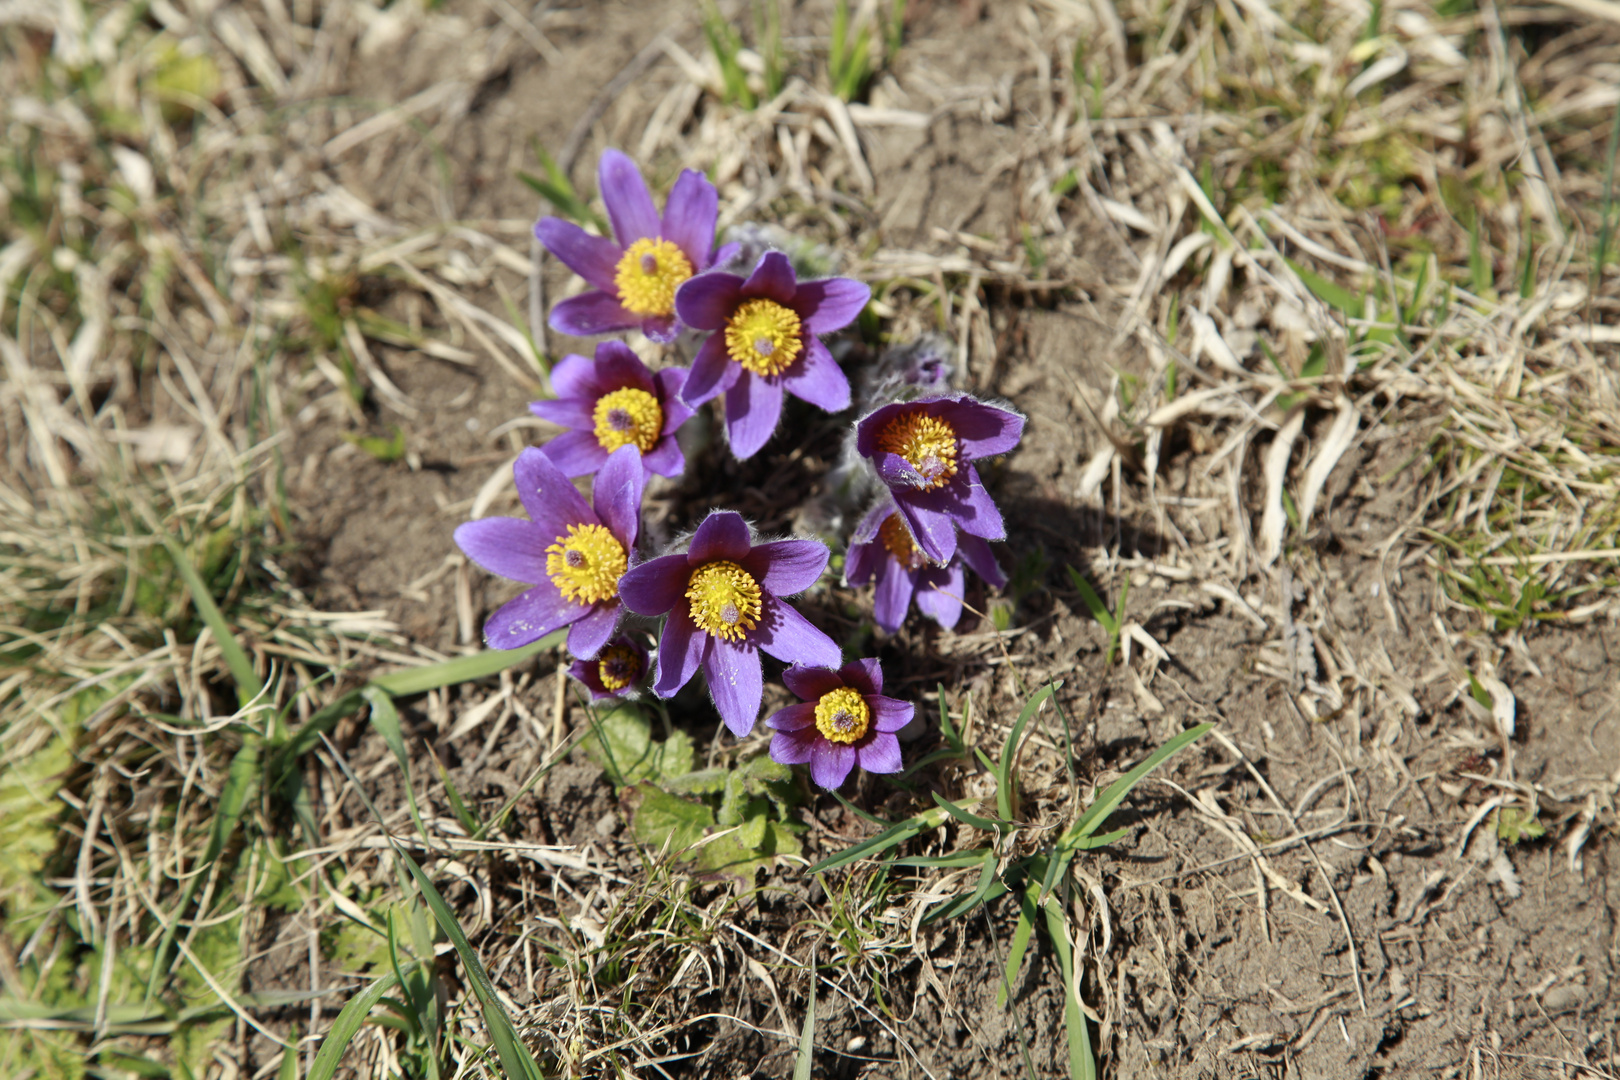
[703,1,757,109]
[343,426,407,462]
[518,140,609,233]
[1065,565,1128,665]
[829,0,904,101]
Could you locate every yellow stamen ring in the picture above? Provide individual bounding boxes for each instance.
[878,514,928,572]
[875,411,959,490]
[613,238,693,316]
[592,387,663,453]
[814,687,871,744]
[545,524,628,605]
[685,560,763,642]
[596,644,641,690]
[724,298,803,377]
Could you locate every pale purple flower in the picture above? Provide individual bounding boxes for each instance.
[854,394,1025,565]
[674,251,869,459]
[845,496,1007,633]
[530,340,692,481]
[454,445,645,658]
[618,511,841,736]
[535,149,734,342]
[766,660,912,790]
[569,634,649,700]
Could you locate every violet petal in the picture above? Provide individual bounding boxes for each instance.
[534,218,620,292]
[871,557,914,634]
[529,397,594,430]
[939,397,1026,459]
[870,694,915,733]
[599,149,660,245]
[766,701,819,731]
[794,276,870,334]
[724,373,784,459]
[641,437,686,478]
[953,465,1008,540]
[483,582,586,649]
[843,537,877,587]
[843,658,883,696]
[809,741,856,789]
[781,337,851,412]
[654,367,695,430]
[566,602,620,659]
[913,564,965,629]
[854,731,903,774]
[513,446,596,538]
[741,251,798,305]
[545,351,606,402]
[549,291,637,338]
[680,332,740,407]
[688,511,752,563]
[742,538,828,597]
[593,445,645,546]
[641,313,680,343]
[540,430,610,478]
[704,635,763,736]
[893,496,959,565]
[454,518,549,584]
[770,726,819,765]
[593,340,656,393]
[619,552,691,616]
[957,533,1008,589]
[755,596,841,669]
[652,599,704,697]
[673,271,744,331]
[660,168,720,270]
[781,665,845,702]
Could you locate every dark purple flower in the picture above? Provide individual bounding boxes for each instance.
[618,511,841,736]
[674,251,869,459]
[845,497,1007,633]
[766,659,912,789]
[535,149,734,343]
[854,394,1025,564]
[569,634,649,700]
[529,340,692,481]
[453,445,645,658]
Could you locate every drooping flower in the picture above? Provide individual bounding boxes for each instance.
[845,496,1007,633]
[854,394,1025,564]
[766,660,912,789]
[618,510,841,735]
[530,340,692,481]
[674,251,870,459]
[535,149,733,343]
[454,444,645,658]
[569,634,649,700]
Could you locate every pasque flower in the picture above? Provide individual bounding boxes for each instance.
[535,149,733,342]
[845,496,1007,633]
[674,251,869,459]
[569,634,649,700]
[854,394,1025,564]
[454,445,644,658]
[766,660,912,789]
[618,511,841,735]
[530,340,692,481]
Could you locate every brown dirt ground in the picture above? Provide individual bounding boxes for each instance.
[257,2,1620,1078]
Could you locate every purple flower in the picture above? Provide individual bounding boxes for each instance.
[674,252,870,459]
[535,149,733,343]
[854,394,1025,565]
[453,444,645,658]
[845,497,1008,633]
[618,511,841,736]
[766,660,912,790]
[529,340,692,481]
[569,634,649,700]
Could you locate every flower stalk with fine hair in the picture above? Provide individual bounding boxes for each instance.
[854,393,1025,564]
[618,510,841,735]
[530,340,692,481]
[454,445,644,657]
[674,251,870,459]
[845,495,1007,633]
[535,149,734,342]
[766,660,912,789]
[569,634,649,700]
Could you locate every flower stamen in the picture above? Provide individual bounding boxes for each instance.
[724,299,802,377]
[685,560,763,641]
[814,687,871,744]
[597,644,641,690]
[614,238,693,316]
[592,387,663,453]
[545,524,628,604]
[875,411,959,490]
[878,514,928,572]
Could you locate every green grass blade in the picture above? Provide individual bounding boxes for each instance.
[278,1042,299,1080]
[931,790,1007,834]
[997,682,1058,821]
[1043,900,1095,1080]
[1064,566,1117,634]
[361,687,426,838]
[892,848,992,869]
[997,887,1039,1009]
[307,970,405,1080]
[369,632,561,697]
[805,805,950,873]
[1061,722,1212,850]
[161,533,261,704]
[792,950,816,1080]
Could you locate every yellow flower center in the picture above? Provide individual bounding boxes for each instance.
[596,644,641,690]
[613,238,693,316]
[814,687,871,744]
[592,387,663,453]
[875,411,959,490]
[723,298,803,377]
[545,524,628,605]
[878,514,928,572]
[684,560,763,642]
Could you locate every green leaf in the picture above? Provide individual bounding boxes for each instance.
[342,428,406,463]
[805,805,950,874]
[369,632,561,697]
[997,886,1039,1008]
[1061,723,1212,851]
[161,533,261,705]
[1043,900,1095,1080]
[931,791,1008,834]
[361,687,426,838]
[1285,257,1359,317]
[629,783,715,855]
[307,971,405,1080]
[923,852,1008,924]
[793,952,817,1080]
[997,682,1058,822]
[583,704,692,787]
[892,848,993,869]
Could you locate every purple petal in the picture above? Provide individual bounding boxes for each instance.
[550,291,637,338]
[535,218,620,292]
[484,582,586,649]
[781,665,845,702]
[688,511,752,563]
[770,726,819,765]
[938,397,1027,459]
[593,340,656,394]
[850,498,894,545]
[660,169,720,269]
[654,367,695,430]
[755,596,841,669]
[853,401,910,457]
[740,251,798,305]
[914,564,965,629]
[742,539,829,597]
[766,701,819,731]
[809,741,856,790]
[793,276,870,334]
[513,447,595,537]
[704,635,763,736]
[854,731,903,775]
[724,373,784,459]
[619,552,691,616]
[642,436,687,478]
[953,465,1007,541]
[593,445,645,546]
[599,149,661,246]
[454,518,549,583]
[957,534,1007,590]
[652,600,704,697]
[871,557,915,634]
[781,338,851,412]
[641,313,680,343]
[540,430,610,478]
[567,602,620,659]
[842,658,883,696]
[710,240,741,269]
[870,694,914,733]
[674,271,744,330]
[680,333,740,407]
[529,397,594,430]
[892,494,958,564]
[544,352,606,403]
[844,537,878,587]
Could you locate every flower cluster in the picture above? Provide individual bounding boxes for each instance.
[456,150,1025,791]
